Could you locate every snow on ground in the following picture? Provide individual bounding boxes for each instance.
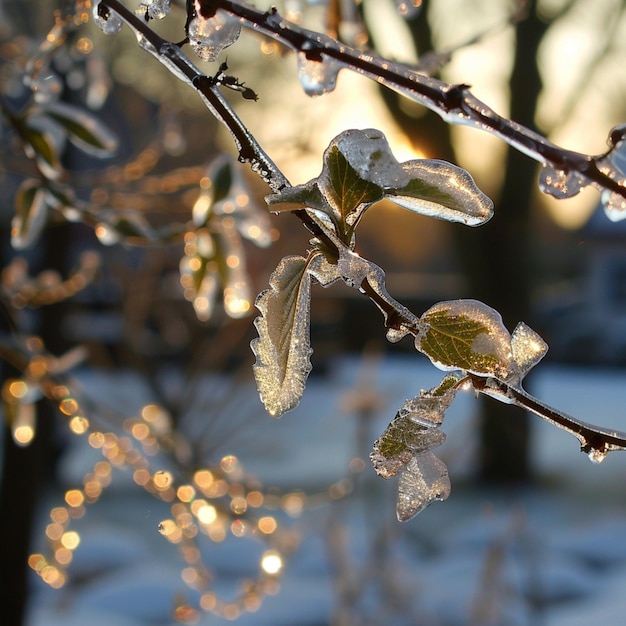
[25,357,626,625]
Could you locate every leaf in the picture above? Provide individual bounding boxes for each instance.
[320,145,383,234]
[251,254,318,416]
[397,453,451,522]
[45,102,118,157]
[371,413,446,479]
[385,160,493,226]
[416,299,513,378]
[400,373,462,427]
[12,179,49,250]
[265,180,330,214]
[510,322,548,380]
[21,124,61,180]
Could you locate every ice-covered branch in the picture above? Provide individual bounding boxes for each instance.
[99,0,626,467]
[470,374,626,462]
[205,0,626,214]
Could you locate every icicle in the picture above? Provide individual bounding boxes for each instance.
[187,8,241,62]
[296,52,343,96]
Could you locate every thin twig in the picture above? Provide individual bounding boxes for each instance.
[100,0,626,458]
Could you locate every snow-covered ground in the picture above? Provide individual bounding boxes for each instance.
[25,357,626,625]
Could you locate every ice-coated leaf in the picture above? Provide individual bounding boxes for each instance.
[371,412,446,479]
[510,322,548,380]
[400,373,462,427]
[187,4,241,62]
[252,254,317,416]
[397,453,451,521]
[321,145,384,234]
[386,160,493,226]
[12,180,49,250]
[265,180,330,215]
[45,102,118,157]
[416,299,513,379]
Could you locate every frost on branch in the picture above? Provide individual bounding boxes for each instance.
[267,129,493,245]
[371,377,459,521]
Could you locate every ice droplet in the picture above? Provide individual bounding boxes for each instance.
[394,0,423,18]
[587,448,608,464]
[386,326,410,343]
[602,189,626,221]
[538,163,586,199]
[599,138,626,221]
[136,0,171,20]
[92,1,123,35]
[296,53,342,96]
[188,9,241,62]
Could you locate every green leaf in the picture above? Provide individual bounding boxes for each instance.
[45,102,118,157]
[251,253,319,416]
[12,179,49,249]
[21,125,61,180]
[385,160,493,226]
[416,299,513,379]
[321,145,383,233]
[371,413,446,479]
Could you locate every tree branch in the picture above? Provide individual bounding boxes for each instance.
[206,0,625,203]
[99,0,626,460]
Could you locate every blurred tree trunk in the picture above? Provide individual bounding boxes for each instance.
[377,0,547,482]
[0,224,71,625]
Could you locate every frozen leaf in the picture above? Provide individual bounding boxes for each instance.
[386,160,493,226]
[252,254,318,416]
[187,5,241,62]
[307,251,342,287]
[45,102,118,158]
[416,299,513,379]
[319,145,384,240]
[12,180,49,250]
[266,129,493,244]
[265,180,330,215]
[371,412,446,479]
[510,322,548,380]
[397,453,451,521]
[401,374,462,427]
